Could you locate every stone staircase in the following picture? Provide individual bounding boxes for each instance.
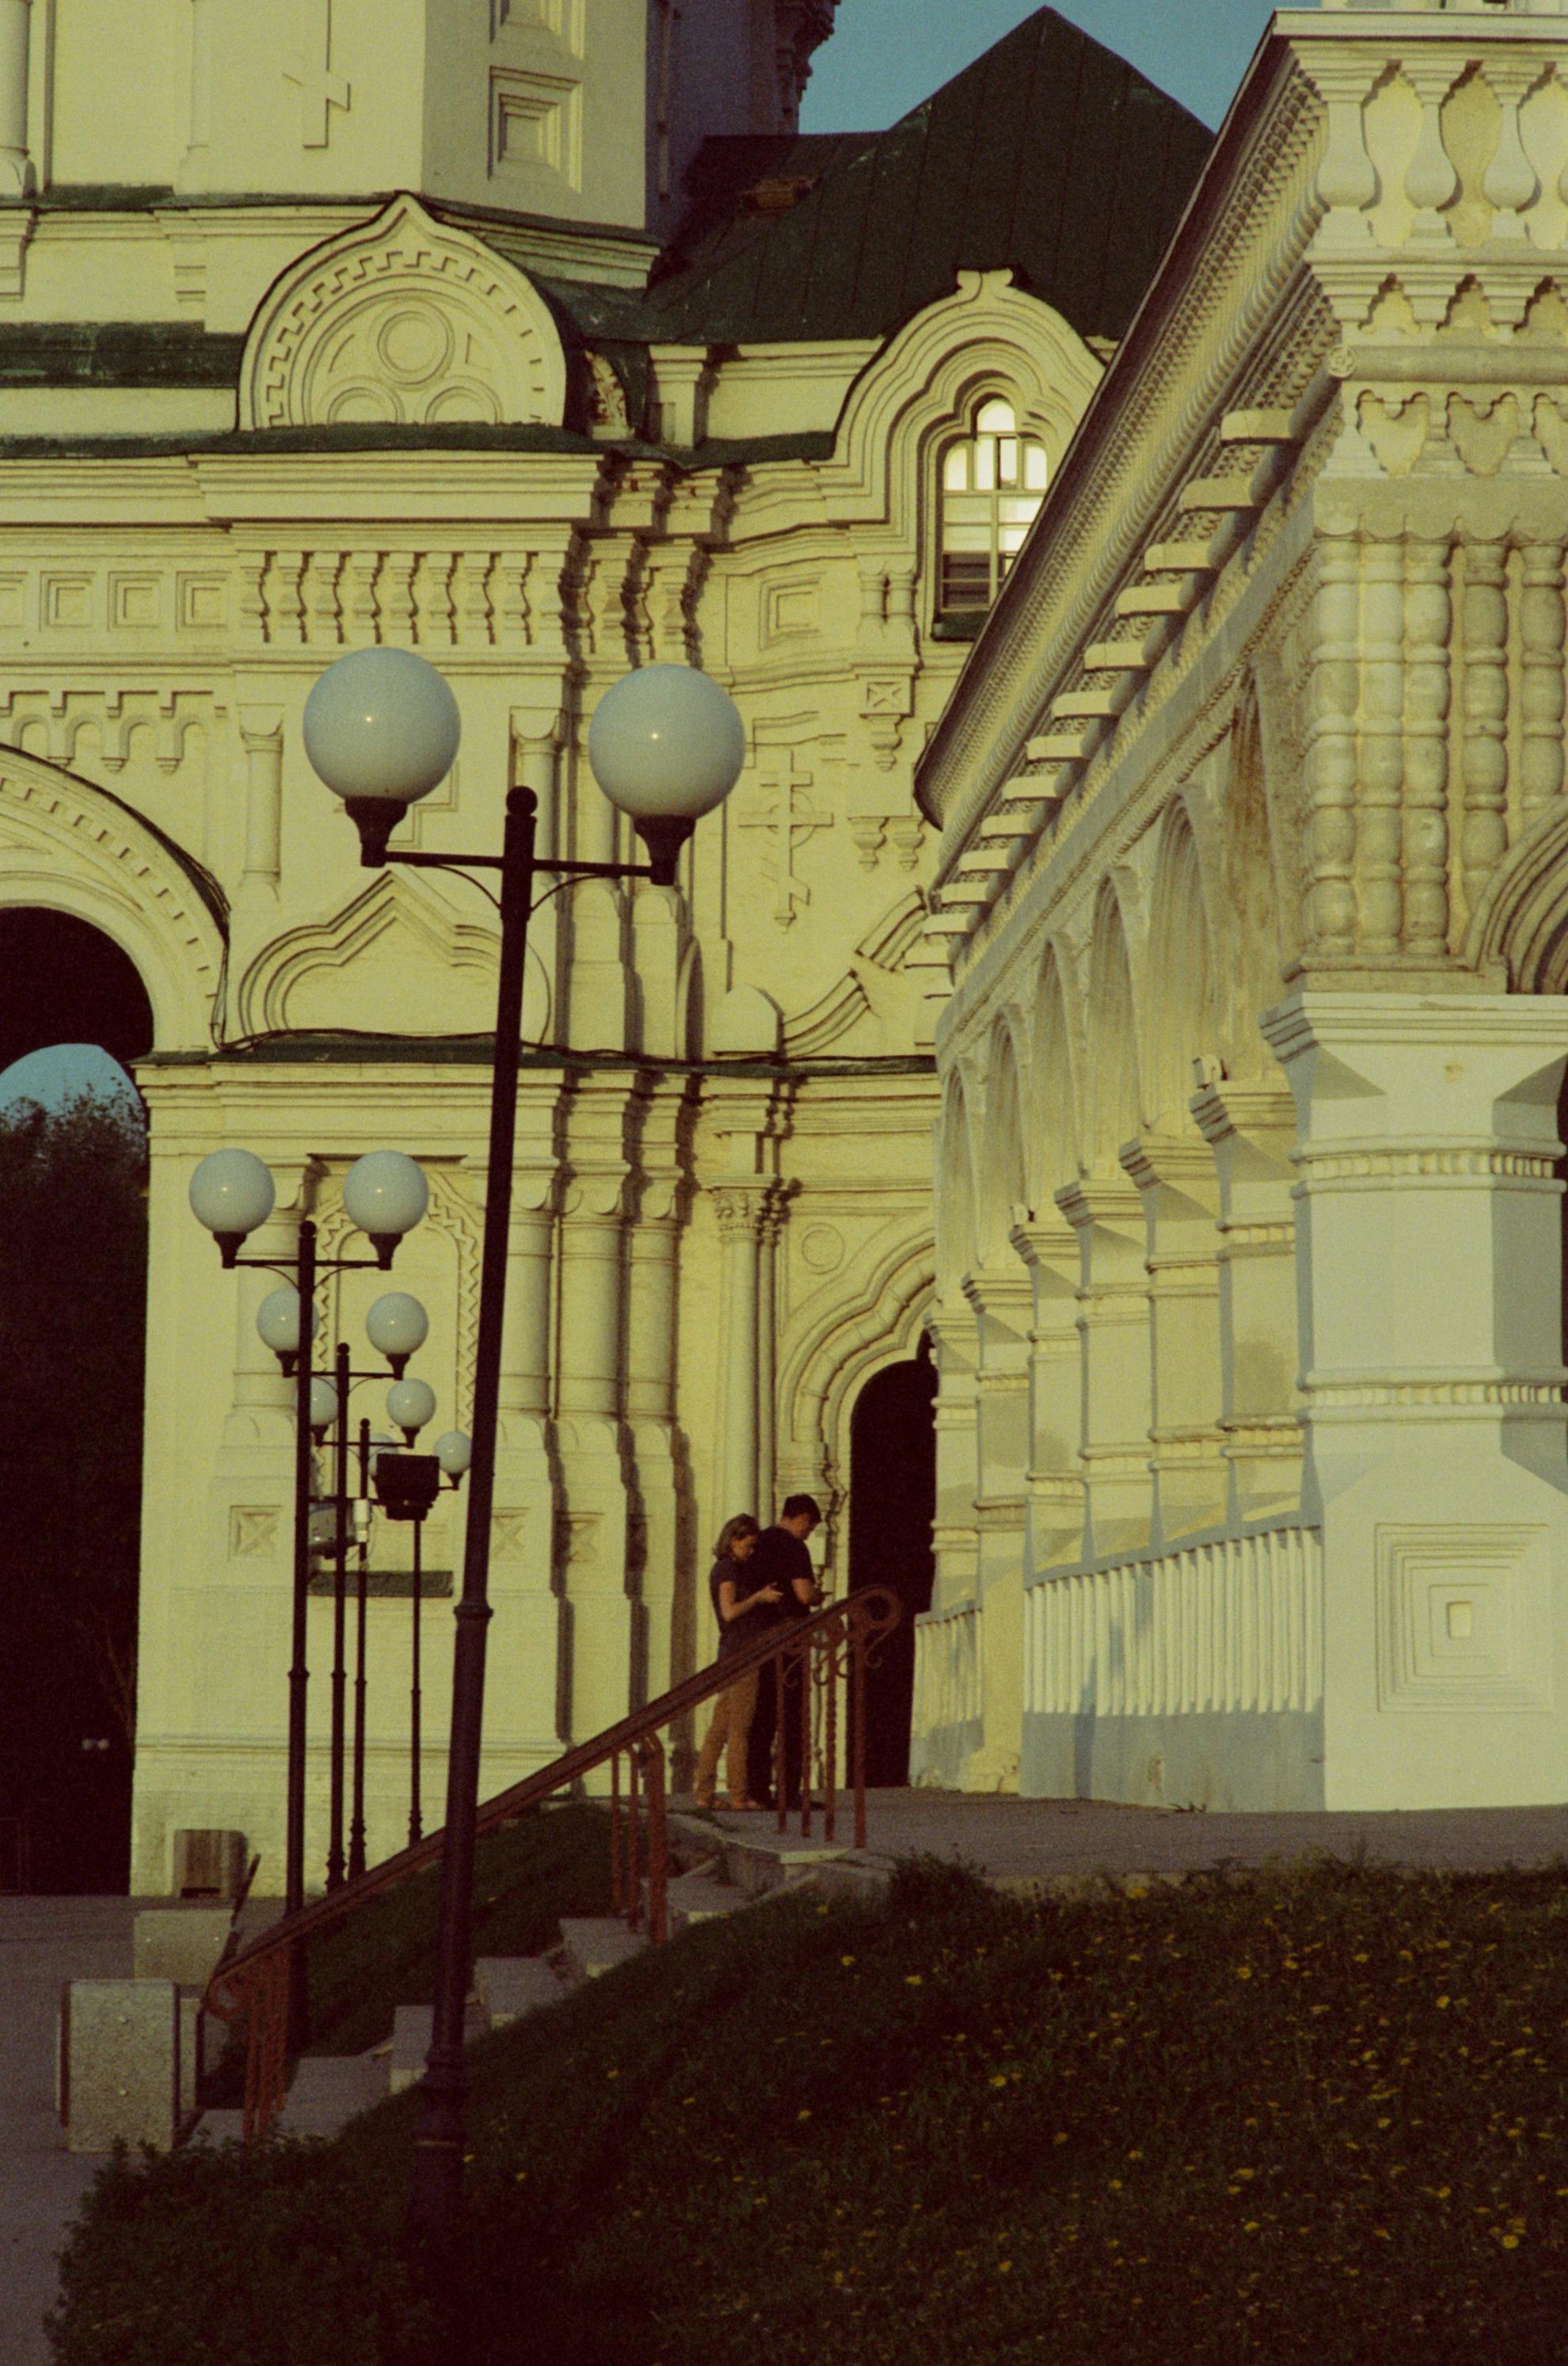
[188,1812,891,2147]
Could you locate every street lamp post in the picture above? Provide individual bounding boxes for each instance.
[305,1312,439,1885]
[188,1144,429,1959]
[302,648,746,2244]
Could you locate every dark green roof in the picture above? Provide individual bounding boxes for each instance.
[635,6,1212,347]
[0,323,245,386]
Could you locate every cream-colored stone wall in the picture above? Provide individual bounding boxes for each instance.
[16,0,825,229]
[912,0,1568,1815]
[0,136,1105,1884]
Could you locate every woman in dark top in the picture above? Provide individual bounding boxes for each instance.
[693,1514,780,1811]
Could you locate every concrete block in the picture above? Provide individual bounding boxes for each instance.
[172,1829,249,1899]
[389,1998,487,2093]
[178,1991,204,2120]
[473,1956,564,2029]
[63,1979,181,2155]
[666,1873,746,1933]
[558,1917,648,1981]
[133,1907,232,1988]
[274,2055,386,2139]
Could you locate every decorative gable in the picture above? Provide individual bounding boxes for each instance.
[239,194,568,431]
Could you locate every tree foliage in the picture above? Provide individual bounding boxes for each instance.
[0,1088,146,1887]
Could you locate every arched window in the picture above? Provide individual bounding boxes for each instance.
[937,397,1049,628]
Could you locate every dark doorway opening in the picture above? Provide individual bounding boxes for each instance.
[0,909,151,1892]
[0,908,154,1076]
[847,1343,937,1788]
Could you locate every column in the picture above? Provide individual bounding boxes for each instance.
[1264,993,1568,1812]
[1056,1179,1153,1560]
[238,707,283,900]
[1191,1081,1303,1526]
[962,1259,1034,1793]
[625,1141,687,1701]
[1010,1216,1086,1572]
[554,1137,633,1744]
[481,1154,562,1762]
[0,2,32,200]
[1121,1137,1225,1546]
[713,1183,768,1520]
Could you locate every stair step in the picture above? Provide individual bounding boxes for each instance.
[474,1955,565,2029]
[721,1838,850,1898]
[664,1872,745,1933]
[275,2052,387,2136]
[558,1916,649,1981]
[389,1998,488,2094]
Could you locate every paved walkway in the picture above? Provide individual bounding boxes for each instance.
[701,1789,1568,1884]
[0,1897,150,2366]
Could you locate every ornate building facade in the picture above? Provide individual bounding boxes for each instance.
[0,2,1210,1885]
[913,0,1568,1814]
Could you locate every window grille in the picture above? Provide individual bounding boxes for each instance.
[937,398,1048,619]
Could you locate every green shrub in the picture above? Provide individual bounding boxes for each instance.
[51,1861,1568,2366]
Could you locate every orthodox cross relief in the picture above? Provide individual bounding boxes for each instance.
[285,0,351,148]
[740,746,831,928]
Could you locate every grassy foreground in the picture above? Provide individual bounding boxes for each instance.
[51,1855,1568,2366]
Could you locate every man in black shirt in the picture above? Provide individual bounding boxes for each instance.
[744,1494,821,1810]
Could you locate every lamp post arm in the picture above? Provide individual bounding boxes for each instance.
[409,783,537,2239]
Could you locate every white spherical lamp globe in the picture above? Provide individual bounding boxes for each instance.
[387,1377,437,1438]
[366,1291,428,1364]
[435,1429,472,1478]
[588,664,746,822]
[189,1149,275,1244]
[257,1286,317,1358]
[343,1151,428,1243]
[587,665,745,882]
[310,1377,340,1434]
[303,650,461,859]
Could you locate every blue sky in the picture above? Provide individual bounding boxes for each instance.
[803,0,1293,137]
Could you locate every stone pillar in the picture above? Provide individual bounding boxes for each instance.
[238,707,283,899]
[927,1298,980,1613]
[1264,993,1568,1811]
[1121,1135,1225,1546]
[1192,1080,1303,1525]
[625,1131,688,1701]
[961,1261,1033,1789]
[1010,1216,1086,1573]
[554,1118,633,1743]
[0,2,32,200]
[1056,1179,1153,1559]
[713,1183,769,1520]
[481,1151,562,1761]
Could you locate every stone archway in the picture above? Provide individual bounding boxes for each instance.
[847,1345,938,1787]
[0,907,154,1079]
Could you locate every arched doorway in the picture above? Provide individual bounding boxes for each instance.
[0,909,152,1892]
[847,1346,938,1786]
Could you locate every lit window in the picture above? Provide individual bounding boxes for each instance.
[937,399,1049,620]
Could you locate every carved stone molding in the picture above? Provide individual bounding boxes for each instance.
[239,193,568,431]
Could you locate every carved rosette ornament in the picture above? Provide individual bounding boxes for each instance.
[238,193,568,432]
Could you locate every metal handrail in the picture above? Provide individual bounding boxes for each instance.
[204,1584,899,2136]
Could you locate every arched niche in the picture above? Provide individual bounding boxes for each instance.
[976,1015,1029,1262]
[1145,801,1217,1130]
[937,1072,979,1291]
[0,749,225,1055]
[1036,941,1081,1207]
[1083,883,1142,1172]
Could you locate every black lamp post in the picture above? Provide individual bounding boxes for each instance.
[306,1318,445,1884]
[300,646,747,2246]
[188,1145,430,2016]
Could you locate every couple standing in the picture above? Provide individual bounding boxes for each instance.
[694,1494,823,1812]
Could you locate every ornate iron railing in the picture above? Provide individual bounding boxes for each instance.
[205,1585,899,2138]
